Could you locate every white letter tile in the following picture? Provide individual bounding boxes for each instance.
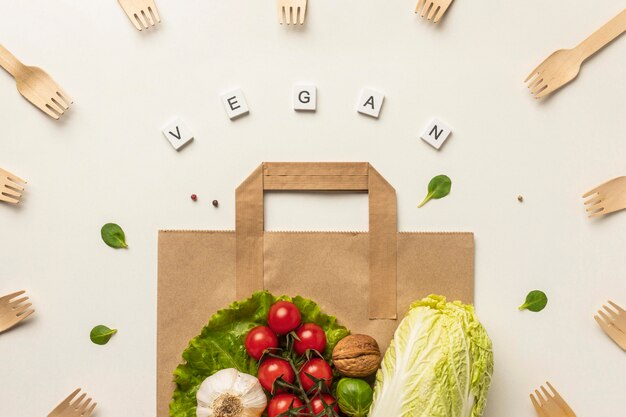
[357,88,385,118]
[420,118,452,149]
[293,85,317,111]
[221,89,249,120]
[161,117,194,151]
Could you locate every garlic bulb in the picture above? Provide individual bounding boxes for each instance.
[196,368,267,417]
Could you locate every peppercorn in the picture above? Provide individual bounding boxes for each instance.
[212,200,219,207]
[191,194,198,201]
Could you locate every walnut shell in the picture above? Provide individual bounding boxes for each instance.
[332,334,381,377]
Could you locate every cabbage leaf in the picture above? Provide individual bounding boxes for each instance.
[369,295,494,417]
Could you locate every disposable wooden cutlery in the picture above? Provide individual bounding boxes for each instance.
[118,0,161,31]
[415,0,454,23]
[582,176,626,218]
[0,291,34,334]
[278,0,307,25]
[0,44,72,120]
[525,8,626,99]
[530,382,576,417]
[48,389,97,417]
[0,167,26,205]
[595,301,626,351]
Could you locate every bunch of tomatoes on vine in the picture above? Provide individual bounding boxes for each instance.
[245,300,341,417]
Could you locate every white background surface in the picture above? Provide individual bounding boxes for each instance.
[1,0,625,416]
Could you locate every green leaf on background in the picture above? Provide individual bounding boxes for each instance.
[170,291,350,417]
[90,325,117,345]
[418,175,452,208]
[101,223,128,248]
[519,290,548,312]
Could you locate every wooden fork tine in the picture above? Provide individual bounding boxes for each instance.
[415,0,426,13]
[0,194,19,204]
[299,3,307,25]
[78,397,92,413]
[9,296,28,305]
[14,303,32,315]
[7,172,26,185]
[5,179,24,192]
[608,301,625,313]
[433,3,451,23]
[0,291,25,302]
[534,389,547,404]
[142,9,155,26]
[427,4,439,20]
[583,196,601,206]
[421,2,433,18]
[71,393,87,409]
[598,309,613,323]
[546,382,576,417]
[149,4,161,23]
[278,5,284,24]
[595,314,626,351]
[15,309,34,324]
[47,99,65,115]
[535,84,557,99]
[530,393,549,417]
[84,402,97,417]
[603,304,619,318]
[64,388,83,405]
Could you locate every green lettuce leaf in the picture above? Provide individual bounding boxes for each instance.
[369,295,494,417]
[170,291,350,417]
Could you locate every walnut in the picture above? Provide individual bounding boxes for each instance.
[332,334,381,377]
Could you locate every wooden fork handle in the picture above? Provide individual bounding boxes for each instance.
[0,44,25,79]
[576,8,626,62]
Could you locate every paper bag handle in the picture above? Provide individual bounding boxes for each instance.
[236,162,397,319]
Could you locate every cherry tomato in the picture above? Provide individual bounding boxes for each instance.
[258,358,295,393]
[293,323,327,356]
[268,301,302,335]
[245,326,279,360]
[267,394,303,417]
[310,394,339,415]
[299,358,333,392]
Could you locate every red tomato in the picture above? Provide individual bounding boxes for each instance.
[310,394,339,415]
[268,301,302,335]
[245,326,279,360]
[267,394,303,417]
[293,323,327,355]
[258,358,295,393]
[299,358,333,392]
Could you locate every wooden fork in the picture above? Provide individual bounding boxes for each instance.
[595,301,626,351]
[48,389,97,417]
[0,291,34,334]
[0,45,72,120]
[278,0,307,25]
[530,382,577,417]
[0,167,26,205]
[415,0,454,24]
[525,8,626,99]
[118,0,161,31]
[582,176,626,218]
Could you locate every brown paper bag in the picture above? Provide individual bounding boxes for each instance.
[157,162,474,416]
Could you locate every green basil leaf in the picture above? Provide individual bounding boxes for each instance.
[101,223,128,248]
[418,175,452,208]
[90,325,117,345]
[519,290,548,312]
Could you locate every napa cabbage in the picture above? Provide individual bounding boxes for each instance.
[369,295,494,417]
